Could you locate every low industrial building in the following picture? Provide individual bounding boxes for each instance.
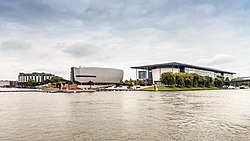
[51,83,78,90]
[71,67,124,85]
[131,62,235,84]
[0,80,18,88]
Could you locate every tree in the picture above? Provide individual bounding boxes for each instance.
[50,76,64,83]
[204,76,213,87]
[197,75,205,87]
[175,73,185,87]
[214,77,224,88]
[129,78,134,85]
[191,73,199,87]
[27,79,36,87]
[161,72,176,86]
[121,79,134,86]
[184,76,192,87]
[87,80,94,89]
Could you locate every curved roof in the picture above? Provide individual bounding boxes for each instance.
[131,62,236,74]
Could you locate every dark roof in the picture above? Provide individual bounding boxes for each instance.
[19,72,54,76]
[131,62,236,74]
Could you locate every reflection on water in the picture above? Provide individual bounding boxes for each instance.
[0,90,249,140]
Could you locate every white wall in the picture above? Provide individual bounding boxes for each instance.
[74,67,124,84]
[152,68,180,83]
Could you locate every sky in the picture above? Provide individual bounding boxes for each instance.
[0,0,250,80]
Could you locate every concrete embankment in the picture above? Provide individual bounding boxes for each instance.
[0,88,41,92]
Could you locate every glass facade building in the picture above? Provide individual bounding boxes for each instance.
[131,62,235,84]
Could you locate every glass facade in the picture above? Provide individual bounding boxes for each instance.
[148,70,153,84]
[184,67,221,78]
[138,71,147,80]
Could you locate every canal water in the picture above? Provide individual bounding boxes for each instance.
[0,90,249,141]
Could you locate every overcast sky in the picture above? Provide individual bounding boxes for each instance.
[0,0,250,80]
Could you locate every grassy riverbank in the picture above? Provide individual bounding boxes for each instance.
[143,86,221,91]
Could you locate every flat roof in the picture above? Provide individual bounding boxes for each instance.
[131,62,236,74]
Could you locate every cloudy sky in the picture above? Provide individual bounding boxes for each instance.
[0,0,250,80]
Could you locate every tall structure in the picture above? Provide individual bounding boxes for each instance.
[71,67,123,84]
[131,62,235,84]
[18,72,54,84]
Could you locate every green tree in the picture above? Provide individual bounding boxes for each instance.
[27,79,36,87]
[184,76,192,87]
[197,75,205,87]
[161,72,176,86]
[191,73,199,87]
[175,73,185,87]
[214,77,224,88]
[50,76,63,83]
[129,78,135,85]
[204,76,213,87]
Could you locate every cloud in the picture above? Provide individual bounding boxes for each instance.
[0,39,30,51]
[0,0,250,80]
[61,42,98,57]
[197,54,234,66]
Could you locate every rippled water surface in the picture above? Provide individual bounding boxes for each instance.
[0,90,250,141]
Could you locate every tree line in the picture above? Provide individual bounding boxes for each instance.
[27,76,72,87]
[233,82,250,87]
[160,72,224,88]
[120,79,148,86]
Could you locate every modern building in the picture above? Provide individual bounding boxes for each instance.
[0,80,18,88]
[131,62,235,84]
[71,67,124,84]
[18,72,54,84]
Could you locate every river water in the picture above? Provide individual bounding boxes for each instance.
[0,90,249,141]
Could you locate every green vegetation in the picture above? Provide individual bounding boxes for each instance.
[44,76,70,84]
[233,82,250,87]
[142,72,225,91]
[27,79,37,88]
[26,76,72,88]
[160,72,175,86]
[159,72,224,88]
[120,79,148,86]
[143,86,220,91]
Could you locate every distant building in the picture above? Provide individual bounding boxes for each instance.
[131,62,236,84]
[0,80,18,88]
[71,67,123,85]
[18,72,54,84]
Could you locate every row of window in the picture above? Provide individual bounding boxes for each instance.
[18,75,53,82]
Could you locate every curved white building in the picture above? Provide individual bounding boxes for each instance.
[70,67,123,84]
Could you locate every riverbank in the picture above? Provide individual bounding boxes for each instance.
[0,88,41,92]
[142,86,221,91]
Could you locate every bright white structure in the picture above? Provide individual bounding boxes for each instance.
[71,67,124,84]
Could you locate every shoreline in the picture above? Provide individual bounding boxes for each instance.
[0,87,238,93]
[141,86,223,91]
